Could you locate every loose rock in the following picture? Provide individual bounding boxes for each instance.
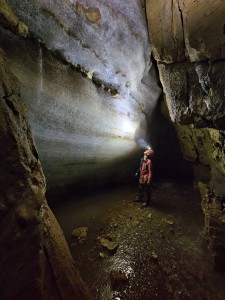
[99,252,107,258]
[150,251,158,260]
[71,227,88,243]
[110,269,128,288]
[98,236,119,254]
[166,220,174,225]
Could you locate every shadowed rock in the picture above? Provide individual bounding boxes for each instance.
[0,48,91,299]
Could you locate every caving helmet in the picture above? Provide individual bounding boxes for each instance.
[144,148,154,157]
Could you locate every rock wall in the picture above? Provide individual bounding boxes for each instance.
[0,0,161,194]
[0,47,91,299]
[0,1,93,298]
[146,0,225,273]
[0,0,161,297]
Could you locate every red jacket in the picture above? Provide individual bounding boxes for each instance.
[139,158,152,184]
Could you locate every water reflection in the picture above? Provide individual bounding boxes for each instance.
[51,181,225,300]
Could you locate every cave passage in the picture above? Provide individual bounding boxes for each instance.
[51,180,225,300]
[1,0,225,299]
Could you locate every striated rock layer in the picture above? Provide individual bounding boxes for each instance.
[146,0,225,272]
[0,1,91,299]
[0,47,91,299]
[0,0,161,193]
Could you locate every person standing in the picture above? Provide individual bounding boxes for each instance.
[135,148,154,207]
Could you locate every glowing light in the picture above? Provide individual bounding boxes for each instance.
[121,119,136,135]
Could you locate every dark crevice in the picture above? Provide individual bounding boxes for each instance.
[151,53,162,88]
[43,245,63,300]
[189,129,199,163]
[185,71,190,109]
[158,56,225,68]
[4,96,19,116]
[177,0,186,53]
[171,0,178,46]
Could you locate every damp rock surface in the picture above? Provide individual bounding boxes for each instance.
[52,181,225,300]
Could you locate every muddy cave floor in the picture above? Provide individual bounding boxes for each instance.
[51,180,225,300]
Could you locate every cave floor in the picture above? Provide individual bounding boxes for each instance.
[51,181,225,300]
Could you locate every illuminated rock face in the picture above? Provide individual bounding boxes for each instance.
[146,0,225,273]
[0,47,91,300]
[0,0,160,191]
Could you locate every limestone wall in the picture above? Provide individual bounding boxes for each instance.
[146,0,225,272]
[0,1,93,298]
[0,0,161,193]
[0,43,91,300]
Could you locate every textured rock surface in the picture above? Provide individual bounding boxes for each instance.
[0,0,161,192]
[146,0,225,272]
[174,125,225,196]
[146,0,185,63]
[0,0,28,37]
[8,0,152,102]
[159,61,225,128]
[147,0,225,63]
[0,47,91,299]
[147,0,225,128]
[202,190,225,273]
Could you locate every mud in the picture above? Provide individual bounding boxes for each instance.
[51,181,225,300]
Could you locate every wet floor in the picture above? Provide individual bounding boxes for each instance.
[51,181,225,300]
